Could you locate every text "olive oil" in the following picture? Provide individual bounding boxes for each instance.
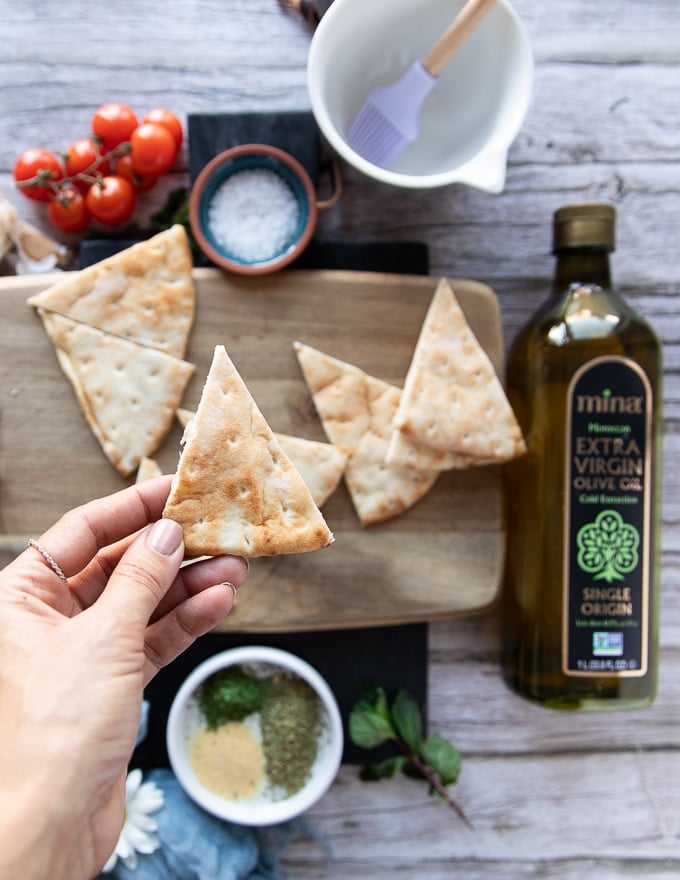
[502,203,662,710]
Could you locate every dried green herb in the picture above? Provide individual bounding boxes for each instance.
[349,685,469,825]
[260,676,321,796]
[198,665,271,729]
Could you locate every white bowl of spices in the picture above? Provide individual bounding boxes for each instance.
[166,645,344,825]
[189,144,339,275]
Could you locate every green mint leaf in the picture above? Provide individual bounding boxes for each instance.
[150,187,189,230]
[359,756,407,781]
[349,686,396,749]
[420,733,461,786]
[391,690,423,753]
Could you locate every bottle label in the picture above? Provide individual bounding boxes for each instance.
[563,356,652,677]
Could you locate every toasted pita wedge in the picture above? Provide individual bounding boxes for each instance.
[39,310,194,477]
[176,406,348,508]
[385,421,483,470]
[391,278,526,461]
[136,456,163,483]
[163,345,334,557]
[294,341,438,525]
[176,407,196,429]
[27,226,195,358]
[275,434,349,509]
[293,342,370,451]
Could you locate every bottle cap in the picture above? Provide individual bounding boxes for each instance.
[552,202,616,253]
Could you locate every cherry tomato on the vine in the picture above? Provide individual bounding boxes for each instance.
[130,123,178,177]
[13,148,64,202]
[143,108,183,149]
[113,153,158,193]
[47,184,91,234]
[92,103,139,151]
[85,175,136,226]
[64,138,111,191]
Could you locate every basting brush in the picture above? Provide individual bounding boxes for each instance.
[347,0,496,169]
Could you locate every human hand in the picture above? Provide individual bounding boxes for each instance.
[0,476,248,880]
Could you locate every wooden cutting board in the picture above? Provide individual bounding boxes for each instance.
[0,267,505,631]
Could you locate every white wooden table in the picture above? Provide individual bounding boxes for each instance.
[1,1,679,877]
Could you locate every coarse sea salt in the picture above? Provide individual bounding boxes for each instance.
[207,168,301,264]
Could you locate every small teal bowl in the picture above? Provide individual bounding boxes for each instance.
[189,144,318,276]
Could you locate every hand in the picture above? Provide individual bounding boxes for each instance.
[0,476,248,880]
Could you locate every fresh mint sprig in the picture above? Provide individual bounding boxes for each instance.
[349,685,470,825]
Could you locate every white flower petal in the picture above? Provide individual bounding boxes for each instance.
[128,829,160,855]
[130,781,164,814]
[124,823,155,852]
[116,830,134,862]
[127,812,158,833]
[125,768,143,800]
[121,848,139,871]
[100,851,118,874]
[106,770,165,871]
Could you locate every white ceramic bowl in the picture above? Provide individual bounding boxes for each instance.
[307,0,533,192]
[166,646,343,826]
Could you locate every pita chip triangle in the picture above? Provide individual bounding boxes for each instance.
[294,341,438,525]
[391,278,526,461]
[27,225,195,358]
[163,345,334,557]
[385,424,484,471]
[274,434,349,509]
[176,406,348,509]
[38,310,194,477]
[136,456,163,483]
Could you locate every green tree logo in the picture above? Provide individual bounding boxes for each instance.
[576,509,639,583]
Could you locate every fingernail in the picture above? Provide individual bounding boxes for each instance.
[148,519,183,556]
[221,582,238,603]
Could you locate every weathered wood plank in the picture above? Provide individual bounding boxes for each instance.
[513,0,680,63]
[281,862,680,880]
[286,751,680,861]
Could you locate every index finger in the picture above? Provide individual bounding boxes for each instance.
[36,475,175,579]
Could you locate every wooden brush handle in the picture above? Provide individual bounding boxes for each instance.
[422,0,497,77]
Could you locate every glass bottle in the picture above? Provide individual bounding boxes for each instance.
[501,202,662,710]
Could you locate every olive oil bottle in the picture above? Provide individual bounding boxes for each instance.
[502,203,662,710]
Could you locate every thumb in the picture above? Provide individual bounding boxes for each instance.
[97,518,185,631]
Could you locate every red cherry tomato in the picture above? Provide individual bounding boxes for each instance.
[130,122,178,176]
[64,138,111,191]
[92,103,139,151]
[13,148,64,202]
[114,153,158,192]
[47,184,91,233]
[143,108,183,149]
[85,175,136,226]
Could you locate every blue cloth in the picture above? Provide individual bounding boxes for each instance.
[98,769,320,880]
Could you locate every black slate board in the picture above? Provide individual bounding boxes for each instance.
[188,111,321,186]
[134,625,428,767]
[81,111,431,767]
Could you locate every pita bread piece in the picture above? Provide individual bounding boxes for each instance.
[163,345,334,557]
[293,341,370,451]
[39,310,194,477]
[27,225,195,358]
[177,407,348,509]
[136,456,163,483]
[385,422,494,471]
[274,434,348,509]
[294,341,438,525]
[347,374,439,525]
[391,278,526,461]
